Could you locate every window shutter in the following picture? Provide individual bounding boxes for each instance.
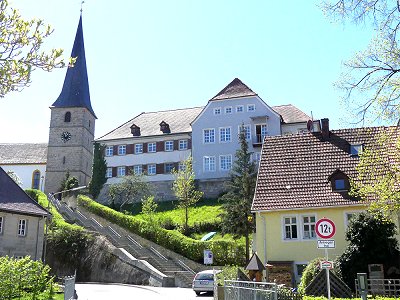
[174,162,179,171]
[188,139,192,149]
[112,167,117,177]
[174,140,179,151]
[156,142,164,152]
[143,143,148,153]
[125,166,130,175]
[113,145,118,154]
[142,164,147,173]
[156,164,164,174]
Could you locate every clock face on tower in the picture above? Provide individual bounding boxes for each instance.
[61,131,72,142]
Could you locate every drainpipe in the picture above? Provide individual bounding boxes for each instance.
[34,217,40,260]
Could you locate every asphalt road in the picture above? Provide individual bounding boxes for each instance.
[75,283,214,300]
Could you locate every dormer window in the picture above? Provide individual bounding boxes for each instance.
[160,121,171,134]
[329,170,350,192]
[350,144,363,156]
[130,123,141,136]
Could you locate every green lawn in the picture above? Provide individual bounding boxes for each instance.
[13,293,63,300]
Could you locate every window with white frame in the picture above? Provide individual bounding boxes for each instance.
[105,146,113,156]
[302,216,316,239]
[18,219,26,237]
[236,105,244,113]
[239,125,251,140]
[220,155,232,171]
[133,165,142,175]
[0,216,3,234]
[255,124,267,143]
[283,216,298,239]
[220,127,231,143]
[117,166,126,177]
[178,162,186,171]
[179,139,188,150]
[148,142,156,153]
[106,168,112,178]
[118,145,126,155]
[147,164,156,175]
[214,107,221,115]
[165,141,174,151]
[225,106,232,114]
[203,129,215,144]
[165,163,175,173]
[247,104,256,112]
[135,143,143,154]
[345,212,360,227]
[203,156,216,172]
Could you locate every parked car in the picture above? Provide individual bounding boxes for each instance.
[192,269,221,296]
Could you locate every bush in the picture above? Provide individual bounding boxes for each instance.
[78,195,245,265]
[0,256,55,299]
[298,257,324,295]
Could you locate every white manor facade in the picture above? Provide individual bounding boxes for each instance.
[97,78,317,199]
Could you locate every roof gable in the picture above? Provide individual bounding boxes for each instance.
[272,104,310,124]
[210,78,257,101]
[0,167,49,216]
[252,126,393,211]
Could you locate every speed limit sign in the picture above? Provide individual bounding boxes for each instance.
[315,218,336,239]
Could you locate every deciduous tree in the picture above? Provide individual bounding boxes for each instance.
[321,0,400,123]
[172,156,203,234]
[219,126,257,262]
[0,0,65,98]
[108,173,151,211]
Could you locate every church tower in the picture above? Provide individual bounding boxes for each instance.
[45,15,96,194]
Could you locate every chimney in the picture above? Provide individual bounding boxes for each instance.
[130,123,141,136]
[321,118,329,140]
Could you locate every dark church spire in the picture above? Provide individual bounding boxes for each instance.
[52,15,96,118]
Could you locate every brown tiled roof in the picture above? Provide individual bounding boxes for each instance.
[0,143,47,165]
[273,104,310,123]
[97,106,204,141]
[252,126,395,211]
[210,78,257,101]
[0,167,49,216]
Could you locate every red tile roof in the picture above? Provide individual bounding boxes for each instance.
[252,126,397,211]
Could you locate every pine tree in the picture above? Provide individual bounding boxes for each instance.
[219,125,257,262]
[89,142,107,199]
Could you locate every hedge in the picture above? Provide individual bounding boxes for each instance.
[78,195,245,265]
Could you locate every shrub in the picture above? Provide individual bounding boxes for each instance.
[298,257,324,295]
[78,195,245,265]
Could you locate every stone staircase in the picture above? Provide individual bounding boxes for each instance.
[48,194,202,288]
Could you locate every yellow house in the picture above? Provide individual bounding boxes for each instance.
[252,119,400,286]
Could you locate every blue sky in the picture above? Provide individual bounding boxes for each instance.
[0,0,376,143]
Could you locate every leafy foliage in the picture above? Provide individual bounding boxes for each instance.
[351,128,400,215]
[79,195,246,265]
[141,195,158,225]
[89,142,108,199]
[336,212,400,288]
[298,257,324,295]
[0,0,65,98]
[321,0,400,123]
[219,126,257,261]
[171,156,203,234]
[108,173,151,211]
[59,171,79,196]
[0,256,55,299]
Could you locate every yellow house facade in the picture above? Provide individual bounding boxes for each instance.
[252,120,399,286]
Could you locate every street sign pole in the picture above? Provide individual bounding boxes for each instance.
[325,248,331,300]
[316,218,336,300]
